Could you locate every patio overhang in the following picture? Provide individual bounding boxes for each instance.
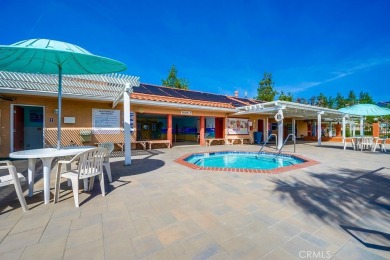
[235,100,347,119]
[0,71,140,108]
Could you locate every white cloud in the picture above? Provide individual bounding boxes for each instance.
[278,57,390,94]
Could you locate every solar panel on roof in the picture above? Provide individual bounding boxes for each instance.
[134,83,260,108]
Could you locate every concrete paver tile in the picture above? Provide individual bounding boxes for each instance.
[147,211,177,230]
[39,219,71,243]
[0,247,25,259]
[63,238,104,260]
[133,217,154,236]
[131,232,163,258]
[0,227,43,253]
[70,214,102,230]
[103,232,136,259]
[181,232,227,260]
[220,236,257,258]
[281,236,326,258]
[21,236,67,260]
[333,242,387,260]
[155,222,191,247]
[206,222,237,244]
[66,223,103,249]
[261,248,299,260]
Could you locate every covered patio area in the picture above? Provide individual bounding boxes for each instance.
[235,100,352,150]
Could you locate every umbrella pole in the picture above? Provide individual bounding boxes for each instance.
[57,66,62,150]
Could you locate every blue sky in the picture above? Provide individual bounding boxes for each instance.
[3,0,390,102]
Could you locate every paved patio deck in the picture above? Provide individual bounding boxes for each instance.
[0,142,389,259]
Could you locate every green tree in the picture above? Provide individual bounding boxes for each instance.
[255,72,278,101]
[327,96,335,109]
[346,90,357,106]
[335,92,346,109]
[309,96,316,106]
[358,91,374,104]
[278,91,294,101]
[161,65,189,90]
[316,93,328,107]
[295,97,307,104]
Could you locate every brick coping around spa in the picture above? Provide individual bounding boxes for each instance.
[174,151,320,174]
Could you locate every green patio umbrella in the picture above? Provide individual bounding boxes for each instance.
[0,39,127,149]
[339,104,390,136]
[339,104,390,116]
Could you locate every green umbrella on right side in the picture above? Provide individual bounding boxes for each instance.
[339,104,390,136]
[339,104,390,116]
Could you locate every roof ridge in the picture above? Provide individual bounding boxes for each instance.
[225,95,252,106]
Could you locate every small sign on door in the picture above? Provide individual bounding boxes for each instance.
[49,118,54,122]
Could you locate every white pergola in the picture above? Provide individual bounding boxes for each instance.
[0,71,140,165]
[235,100,348,149]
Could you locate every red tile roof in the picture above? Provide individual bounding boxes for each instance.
[131,93,236,108]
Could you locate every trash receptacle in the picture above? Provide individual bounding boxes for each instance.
[254,132,263,144]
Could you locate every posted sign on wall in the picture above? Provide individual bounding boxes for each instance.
[92,109,120,134]
[227,118,249,135]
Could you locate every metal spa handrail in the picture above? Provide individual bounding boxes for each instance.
[257,134,278,155]
[276,133,296,156]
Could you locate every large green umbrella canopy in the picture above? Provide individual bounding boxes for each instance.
[0,39,127,149]
[339,104,390,116]
[339,104,390,136]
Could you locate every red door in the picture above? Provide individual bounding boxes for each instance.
[14,106,24,151]
[257,119,264,132]
[214,118,224,138]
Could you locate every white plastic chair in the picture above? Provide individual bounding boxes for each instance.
[98,142,114,182]
[54,148,107,207]
[0,160,28,212]
[360,137,373,151]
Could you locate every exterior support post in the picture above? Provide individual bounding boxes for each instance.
[292,118,296,139]
[329,122,333,137]
[360,116,364,136]
[200,116,205,146]
[342,115,347,150]
[264,117,269,142]
[167,114,172,146]
[317,111,324,146]
[124,83,132,165]
[277,109,283,150]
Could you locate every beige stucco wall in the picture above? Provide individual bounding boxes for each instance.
[0,94,267,157]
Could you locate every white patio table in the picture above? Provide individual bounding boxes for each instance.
[9,147,94,204]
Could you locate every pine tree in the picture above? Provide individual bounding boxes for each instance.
[255,72,278,101]
[162,65,189,90]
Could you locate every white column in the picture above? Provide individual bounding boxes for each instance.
[277,109,283,149]
[317,112,323,146]
[342,115,347,149]
[353,123,356,136]
[292,118,296,139]
[360,116,364,136]
[329,122,333,137]
[264,117,269,142]
[124,83,132,165]
[349,123,353,137]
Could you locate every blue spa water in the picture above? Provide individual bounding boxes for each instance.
[185,152,304,170]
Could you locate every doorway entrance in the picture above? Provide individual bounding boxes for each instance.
[257,119,264,142]
[11,105,44,152]
[215,117,224,138]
